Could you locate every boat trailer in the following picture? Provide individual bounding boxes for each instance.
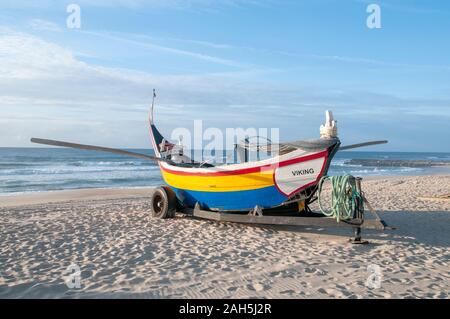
[182,203,390,244]
[151,176,394,244]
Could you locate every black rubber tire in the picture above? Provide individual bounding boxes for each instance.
[150,186,177,219]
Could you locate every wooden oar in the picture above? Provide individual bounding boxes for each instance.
[30,138,170,163]
[339,140,388,151]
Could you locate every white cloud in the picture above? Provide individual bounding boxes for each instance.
[83,29,450,72]
[28,19,62,32]
[81,31,246,68]
[0,28,449,151]
[169,37,233,49]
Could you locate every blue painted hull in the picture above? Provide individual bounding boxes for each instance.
[171,185,287,211]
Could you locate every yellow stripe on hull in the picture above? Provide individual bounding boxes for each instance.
[161,169,275,192]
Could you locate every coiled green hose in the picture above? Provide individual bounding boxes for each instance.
[317,175,362,222]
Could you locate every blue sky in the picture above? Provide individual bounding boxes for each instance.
[0,0,449,151]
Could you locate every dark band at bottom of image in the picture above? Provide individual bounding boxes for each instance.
[3,299,442,317]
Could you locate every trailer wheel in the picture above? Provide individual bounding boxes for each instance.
[150,186,176,219]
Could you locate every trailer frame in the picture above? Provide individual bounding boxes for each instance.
[182,201,392,244]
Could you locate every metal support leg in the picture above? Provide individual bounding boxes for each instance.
[350,226,369,244]
[349,177,369,244]
[354,227,361,241]
[249,205,263,216]
[355,177,364,220]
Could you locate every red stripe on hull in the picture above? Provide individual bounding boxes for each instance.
[160,150,328,177]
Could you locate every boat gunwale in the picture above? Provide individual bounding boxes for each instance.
[159,150,329,176]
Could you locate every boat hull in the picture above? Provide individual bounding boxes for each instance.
[149,119,337,211]
[158,149,331,211]
[170,185,287,211]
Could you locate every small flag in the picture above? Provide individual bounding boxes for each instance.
[153,89,156,98]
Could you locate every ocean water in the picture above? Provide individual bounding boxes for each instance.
[0,148,449,194]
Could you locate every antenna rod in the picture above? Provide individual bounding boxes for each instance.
[150,88,156,124]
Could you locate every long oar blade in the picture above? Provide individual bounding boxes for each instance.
[339,140,388,151]
[30,138,168,162]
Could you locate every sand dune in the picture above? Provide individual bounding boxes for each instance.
[0,175,449,298]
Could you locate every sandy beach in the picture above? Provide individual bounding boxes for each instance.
[0,174,449,299]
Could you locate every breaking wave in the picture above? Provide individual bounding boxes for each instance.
[1,148,449,194]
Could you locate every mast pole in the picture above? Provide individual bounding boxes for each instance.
[150,88,156,124]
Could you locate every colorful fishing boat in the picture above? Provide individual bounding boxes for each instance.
[30,92,387,222]
[149,113,339,212]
